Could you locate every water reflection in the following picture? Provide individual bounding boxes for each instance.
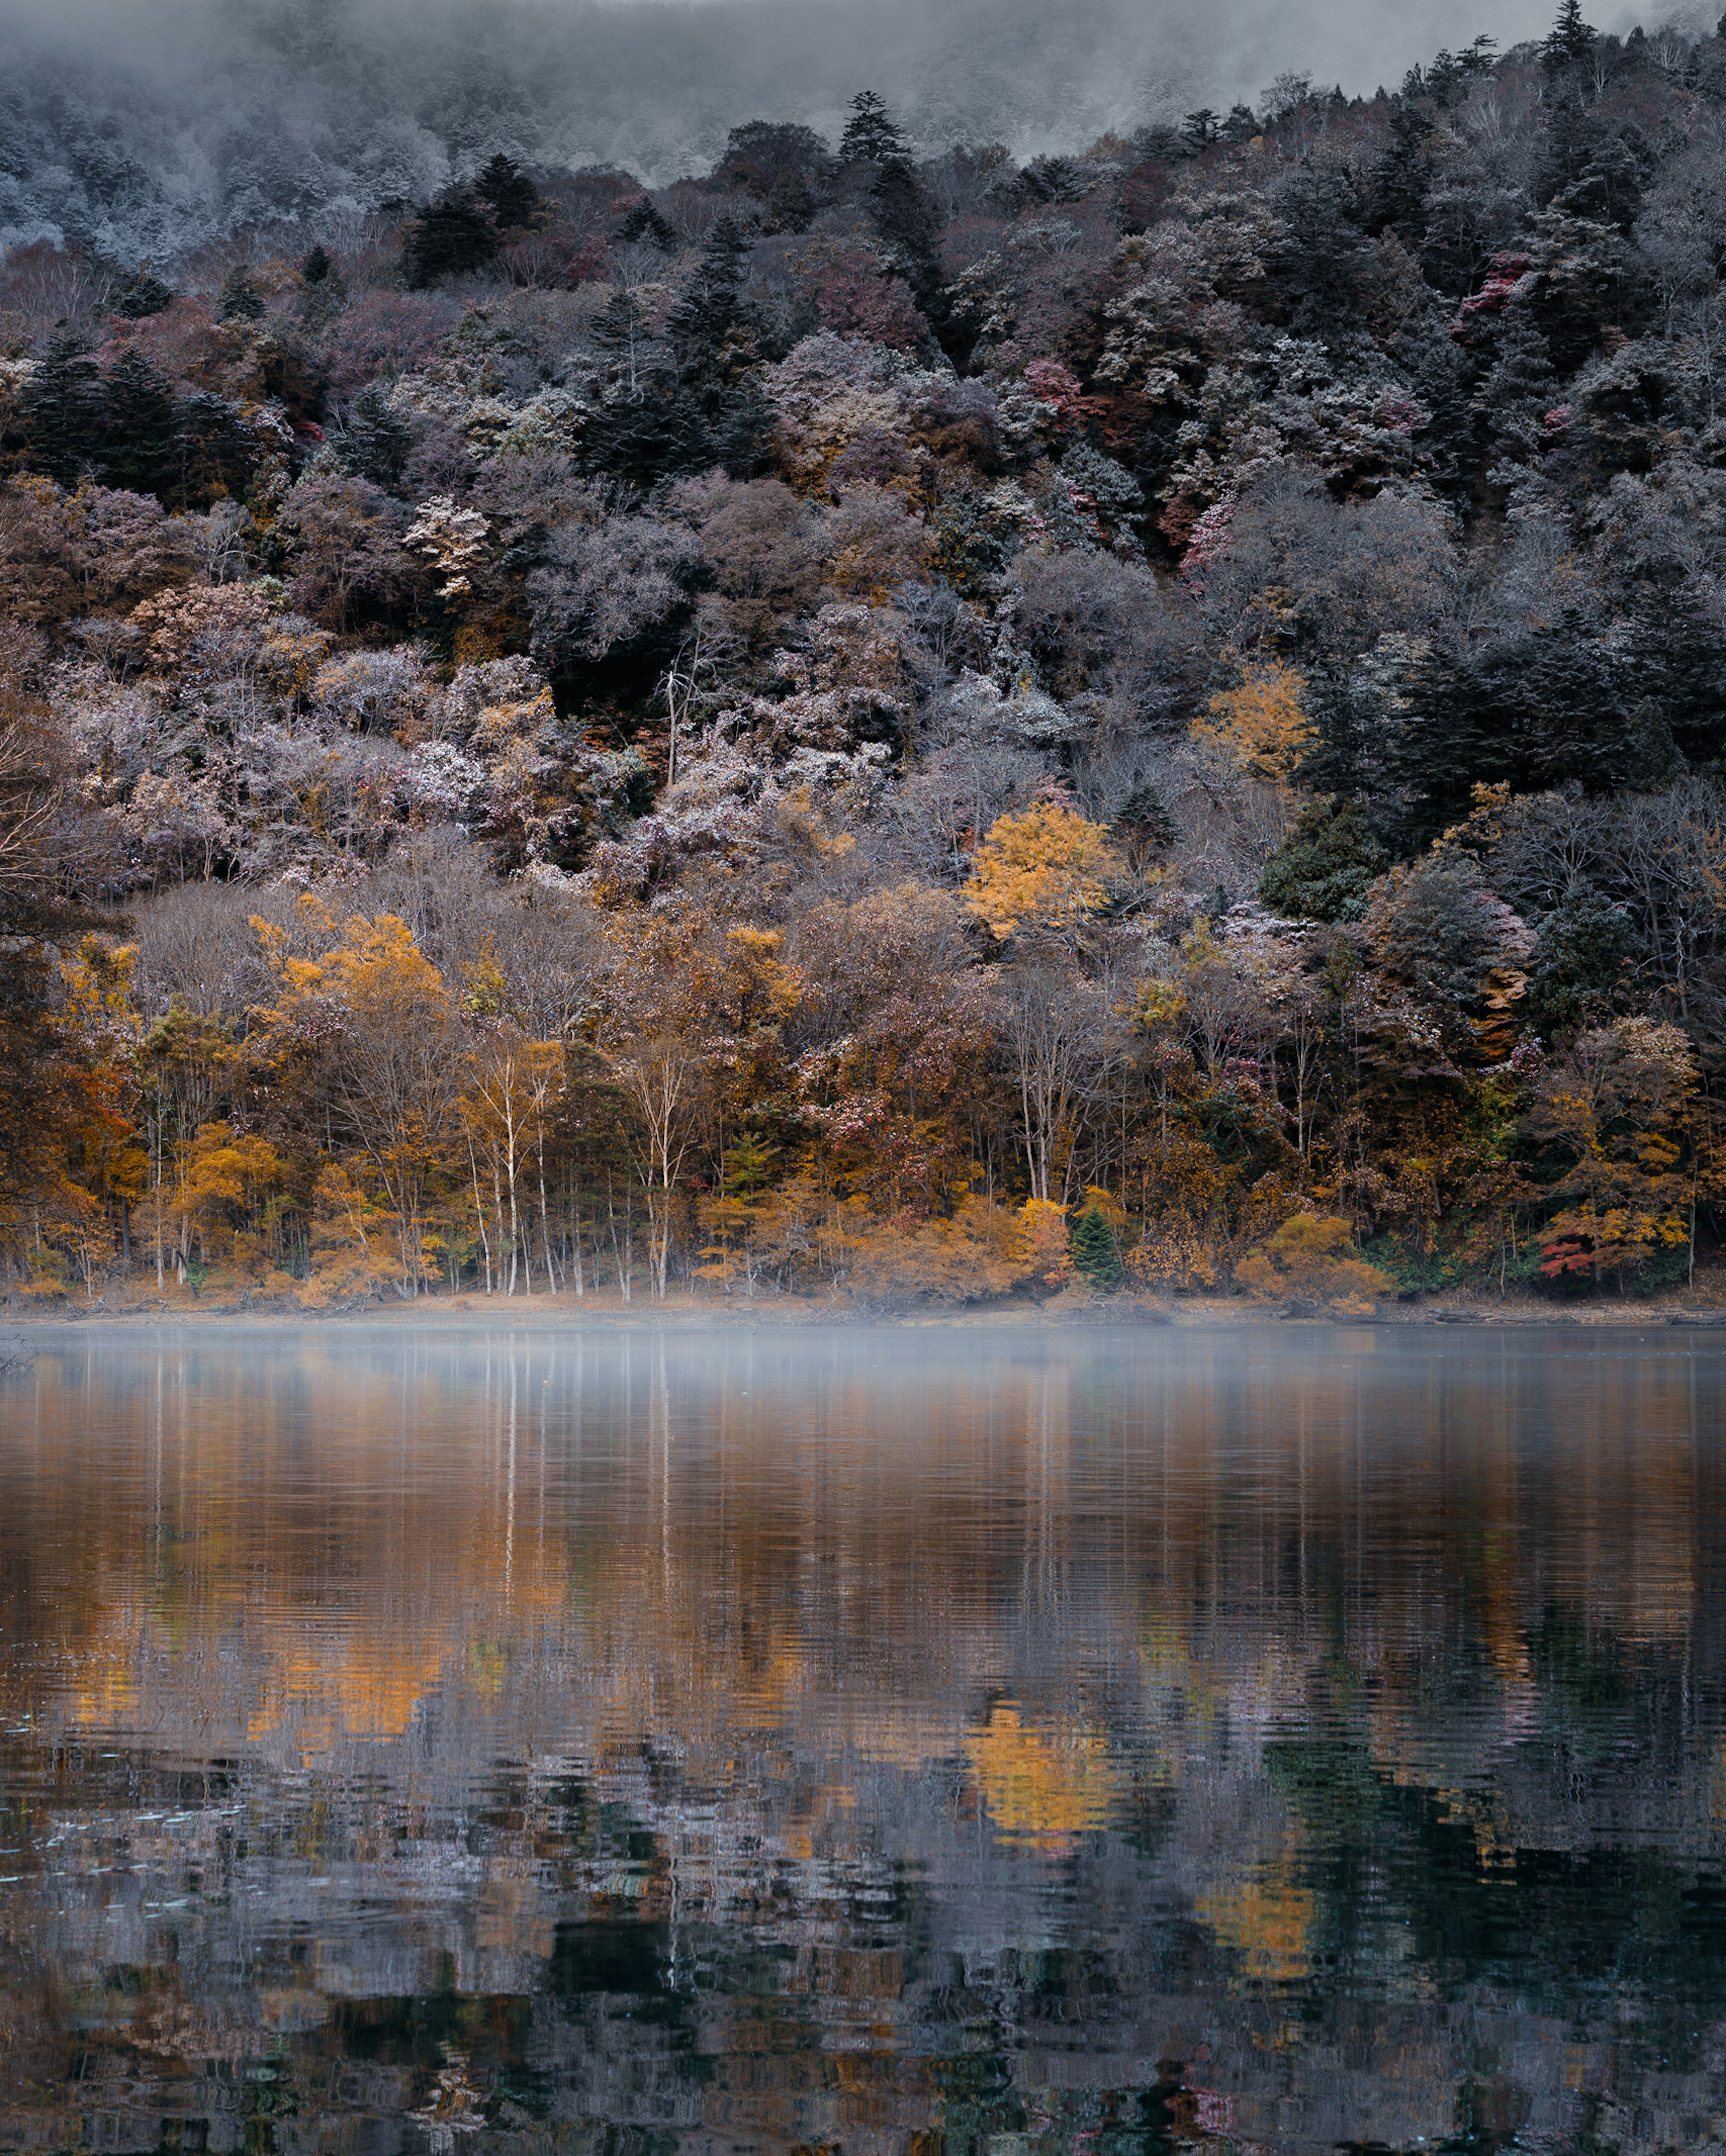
[0,1323,1723,2154]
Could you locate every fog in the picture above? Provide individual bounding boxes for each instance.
[0,0,1680,258]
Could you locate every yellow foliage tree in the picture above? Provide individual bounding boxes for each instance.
[845,1194,1028,1305]
[147,1121,285,1292]
[964,800,1124,940]
[250,901,460,1294]
[1193,662,1314,783]
[1014,1196,1074,1289]
[1236,1213,1394,1310]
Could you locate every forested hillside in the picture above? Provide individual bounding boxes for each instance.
[4,5,1726,1310]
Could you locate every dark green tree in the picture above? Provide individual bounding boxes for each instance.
[475,152,541,231]
[1361,608,1725,846]
[869,157,954,350]
[616,197,677,250]
[22,333,105,484]
[296,243,347,326]
[1527,886,1645,1039]
[1259,798,1388,922]
[340,379,414,488]
[101,348,180,499]
[1181,108,1221,153]
[1272,166,1370,337]
[1479,313,1558,457]
[592,286,659,383]
[109,260,174,319]
[839,91,909,167]
[1070,1206,1123,1292]
[175,390,260,509]
[218,264,266,321]
[1543,0,1597,67]
[1112,780,1177,865]
[1365,101,1437,239]
[717,120,830,198]
[401,189,498,287]
[766,167,816,233]
[664,214,755,373]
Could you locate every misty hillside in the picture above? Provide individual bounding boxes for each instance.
[0,0,1573,258]
[7,6,1726,1312]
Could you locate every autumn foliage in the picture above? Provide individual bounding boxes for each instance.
[7,58,1726,1311]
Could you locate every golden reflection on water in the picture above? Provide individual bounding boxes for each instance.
[0,1322,1722,2155]
[1,1327,1709,1772]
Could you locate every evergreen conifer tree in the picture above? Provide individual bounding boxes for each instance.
[296,243,347,325]
[1259,798,1387,922]
[1544,0,1597,66]
[218,265,266,321]
[664,215,754,370]
[176,390,259,509]
[475,152,540,230]
[1113,781,1177,865]
[839,90,909,167]
[109,260,174,319]
[22,333,105,483]
[592,287,659,391]
[101,348,180,500]
[401,190,498,287]
[1070,1207,1123,1292]
[617,197,677,250]
[1528,886,1645,1037]
[340,379,413,487]
[1365,102,1437,238]
[869,157,953,349]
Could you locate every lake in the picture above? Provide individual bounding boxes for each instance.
[0,1322,1722,2154]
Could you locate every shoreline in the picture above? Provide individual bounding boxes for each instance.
[4,1288,1724,1333]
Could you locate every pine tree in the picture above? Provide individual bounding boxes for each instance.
[1273,166,1370,337]
[218,265,266,321]
[839,90,909,167]
[664,215,754,373]
[1543,0,1597,67]
[475,152,540,231]
[175,390,260,509]
[1182,108,1221,153]
[1259,798,1387,923]
[869,158,952,349]
[1365,101,1437,238]
[109,260,174,319]
[340,379,413,487]
[616,197,677,250]
[1112,780,1177,866]
[22,333,105,483]
[101,348,180,500]
[1069,1206,1123,1292]
[1528,885,1645,1038]
[297,243,347,325]
[1480,314,1557,451]
[400,190,498,288]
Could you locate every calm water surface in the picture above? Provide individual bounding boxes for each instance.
[0,1322,1723,2155]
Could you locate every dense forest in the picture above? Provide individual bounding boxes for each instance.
[4,2,1726,1310]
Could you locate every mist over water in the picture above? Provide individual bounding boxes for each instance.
[0,0,1632,255]
[1,1323,1724,2152]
